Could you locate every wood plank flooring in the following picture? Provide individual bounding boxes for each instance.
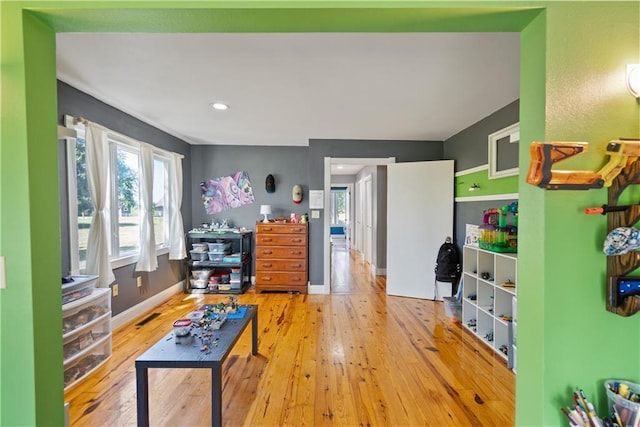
[65,241,515,426]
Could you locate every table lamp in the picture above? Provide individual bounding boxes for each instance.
[260,205,272,223]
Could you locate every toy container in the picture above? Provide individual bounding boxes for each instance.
[478,202,518,253]
[172,319,192,337]
[606,379,640,427]
[62,275,98,305]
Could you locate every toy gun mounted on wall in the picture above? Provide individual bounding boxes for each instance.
[526,139,640,190]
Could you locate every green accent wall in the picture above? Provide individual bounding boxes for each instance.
[518,3,640,426]
[1,2,639,426]
[455,168,518,198]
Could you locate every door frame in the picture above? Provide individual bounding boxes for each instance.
[312,157,395,295]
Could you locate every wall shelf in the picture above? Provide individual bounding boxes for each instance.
[606,160,640,317]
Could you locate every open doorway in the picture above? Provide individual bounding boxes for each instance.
[322,157,395,294]
[329,185,351,246]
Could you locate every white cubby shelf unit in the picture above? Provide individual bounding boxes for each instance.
[461,245,517,366]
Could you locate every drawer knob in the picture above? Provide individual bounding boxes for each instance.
[263,238,273,242]
[292,251,302,255]
[263,277,271,281]
[262,263,272,268]
[262,250,272,255]
[292,264,302,268]
[292,239,302,243]
[292,277,301,282]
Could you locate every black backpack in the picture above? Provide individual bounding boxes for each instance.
[434,237,461,284]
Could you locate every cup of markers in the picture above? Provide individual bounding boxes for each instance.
[606,380,640,427]
[561,389,604,427]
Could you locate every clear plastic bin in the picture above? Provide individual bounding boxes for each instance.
[606,379,640,427]
[62,275,98,305]
[443,296,462,323]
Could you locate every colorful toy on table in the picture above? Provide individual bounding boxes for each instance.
[479,202,518,253]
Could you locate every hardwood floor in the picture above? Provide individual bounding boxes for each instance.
[65,243,515,426]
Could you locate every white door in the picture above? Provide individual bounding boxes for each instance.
[355,180,363,253]
[386,160,454,299]
[364,175,373,265]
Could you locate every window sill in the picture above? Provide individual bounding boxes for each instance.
[110,247,170,270]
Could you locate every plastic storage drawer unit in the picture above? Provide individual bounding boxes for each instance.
[62,275,98,304]
[62,287,112,390]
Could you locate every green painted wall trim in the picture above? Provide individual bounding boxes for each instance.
[516,8,547,425]
[455,167,518,198]
[1,5,64,426]
[23,11,65,427]
[1,2,639,426]
[33,5,542,33]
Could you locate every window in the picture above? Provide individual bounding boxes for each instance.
[70,136,94,267]
[153,156,169,247]
[114,144,140,257]
[67,123,174,273]
[330,187,349,226]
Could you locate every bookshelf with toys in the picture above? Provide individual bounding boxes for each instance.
[461,245,517,366]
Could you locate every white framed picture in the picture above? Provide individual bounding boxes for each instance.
[488,122,519,179]
[465,224,480,247]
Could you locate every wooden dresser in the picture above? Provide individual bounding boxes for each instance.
[255,222,308,294]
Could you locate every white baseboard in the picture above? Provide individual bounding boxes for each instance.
[308,284,329,295]
[111,281,184,330]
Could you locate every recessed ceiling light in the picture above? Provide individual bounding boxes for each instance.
[210,102,229,110]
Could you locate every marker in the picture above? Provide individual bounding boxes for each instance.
[612,405,623,427]
[586,402,602,427]
[562,407,581,426]
[574,404,589,426]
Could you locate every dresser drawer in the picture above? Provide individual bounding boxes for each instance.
[255,246,306,259]
[255,271,307,285]
[256,223,307,235]
[255,259,307,272]
[256,234,307,246]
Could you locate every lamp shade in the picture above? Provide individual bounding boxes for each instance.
[627,64,640,98]
[260,205,272,215]
[260,204,272,223]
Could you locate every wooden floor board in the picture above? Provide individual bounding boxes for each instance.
[65,244,514,426]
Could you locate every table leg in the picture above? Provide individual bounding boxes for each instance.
[251,307,258,355]
[212,364,222,427]
[136,366,149,427]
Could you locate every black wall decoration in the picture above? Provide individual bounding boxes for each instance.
[266,174,275,193]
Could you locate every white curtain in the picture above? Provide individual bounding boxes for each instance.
[83,122,115,287]
[168,153,186,260]
[136,144,158,271]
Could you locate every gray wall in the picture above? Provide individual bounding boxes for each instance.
[190,145,309,276]
[190,145,309,227]
[308,139,444,285]
[57,81,192,316]
[443,99,519,251]
[58,80,517,308]
[445,99,519,171]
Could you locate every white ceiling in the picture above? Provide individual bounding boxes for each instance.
[56,32,520,174]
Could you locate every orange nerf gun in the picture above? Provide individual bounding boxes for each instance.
[526,139,640,190]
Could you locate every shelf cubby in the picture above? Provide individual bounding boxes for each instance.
[462,245,517,368]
